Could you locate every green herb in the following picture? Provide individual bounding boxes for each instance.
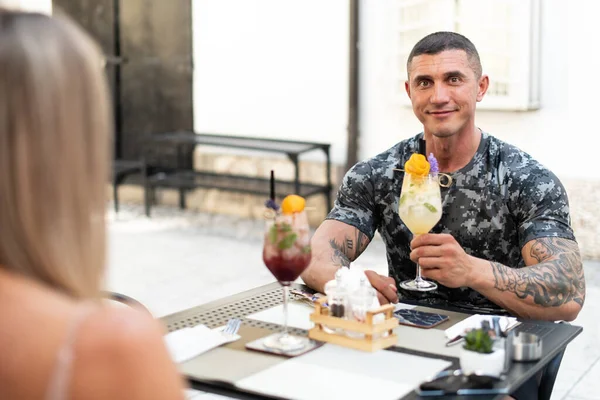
[268,225,278,244]
[280,222,292,232]
[399,194,406,206]
[463,328,494,354]
[301,245,311,254]
[424,202,437,213]
[278,233,298,250]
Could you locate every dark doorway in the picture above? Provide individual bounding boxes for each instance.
[52,0,194,169]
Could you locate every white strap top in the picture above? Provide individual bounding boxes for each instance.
[44,304,95,400]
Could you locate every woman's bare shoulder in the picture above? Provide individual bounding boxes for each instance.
[85,305,163,348]
[74,306,185,400]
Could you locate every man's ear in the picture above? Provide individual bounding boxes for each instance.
[476,75,489,102]
[405,80,411,100]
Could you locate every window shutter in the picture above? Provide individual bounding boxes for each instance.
[393,0,541,110]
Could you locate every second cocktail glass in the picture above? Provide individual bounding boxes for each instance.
[398,172,442,291]
[262,208,312,353]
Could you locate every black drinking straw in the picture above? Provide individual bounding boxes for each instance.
[419,138,426,156]
[270,170,275,200]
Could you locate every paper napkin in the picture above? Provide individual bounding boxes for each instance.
[164,324,240,363]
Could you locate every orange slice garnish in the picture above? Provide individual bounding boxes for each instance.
[404,153,430,176]
[281,194,306,214]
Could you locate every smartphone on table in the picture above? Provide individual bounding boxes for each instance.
[394,309,449,329]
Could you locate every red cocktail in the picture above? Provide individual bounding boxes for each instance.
[263,216,311,284]
[261,196,312,353]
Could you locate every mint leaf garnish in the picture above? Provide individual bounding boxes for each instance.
[280,222,292,232]
[269,225,278,244]
[278,233,298,250]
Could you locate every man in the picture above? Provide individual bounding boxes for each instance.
[302,31,585,322]
[302,30,584,400]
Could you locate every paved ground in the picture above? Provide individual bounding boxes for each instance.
[107,204,600,400]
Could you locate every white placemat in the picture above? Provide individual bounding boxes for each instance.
[246,302,314,330]
[395,325,462,358]
[237,344,451,400]
[246,300,415,333]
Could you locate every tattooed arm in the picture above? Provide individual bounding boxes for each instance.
[472,237,585,321]
[301,220,369,292]
[413,234,585,320]
[301,220,398,303]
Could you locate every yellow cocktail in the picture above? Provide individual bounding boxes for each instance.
[398,153,443,291]
[399,174,442,235]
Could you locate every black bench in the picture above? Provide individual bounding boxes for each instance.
[144,131,332,216]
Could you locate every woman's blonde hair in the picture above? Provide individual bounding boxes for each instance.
[0,9,111,298]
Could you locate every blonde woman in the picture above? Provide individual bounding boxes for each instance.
[0,9,185,400]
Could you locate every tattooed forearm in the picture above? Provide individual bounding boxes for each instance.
[491,238,585,307]
[329,230,370,267]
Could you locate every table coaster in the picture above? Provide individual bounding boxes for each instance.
[245,334,323,357]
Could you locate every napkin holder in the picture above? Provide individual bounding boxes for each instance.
[308,297,398,352]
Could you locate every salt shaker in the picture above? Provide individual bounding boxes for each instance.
[350,276,376,323]
[344,276,376,339]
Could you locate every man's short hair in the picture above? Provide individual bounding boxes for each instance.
[407,31,482,78]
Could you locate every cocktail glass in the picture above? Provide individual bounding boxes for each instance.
[262,210,312,352]
[398,173,442,291]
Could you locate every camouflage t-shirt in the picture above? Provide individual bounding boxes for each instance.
[327,132,575,313]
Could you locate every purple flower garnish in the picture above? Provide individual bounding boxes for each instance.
[265,199,280,211]
[428,153,439,174]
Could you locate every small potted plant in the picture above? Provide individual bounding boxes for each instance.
[459,327,505,377]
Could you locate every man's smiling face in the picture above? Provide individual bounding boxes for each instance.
[405,49,487,138]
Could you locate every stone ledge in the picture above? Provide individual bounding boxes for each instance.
[108,151,341,226]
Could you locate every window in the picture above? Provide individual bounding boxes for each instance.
[393,0,541,110]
